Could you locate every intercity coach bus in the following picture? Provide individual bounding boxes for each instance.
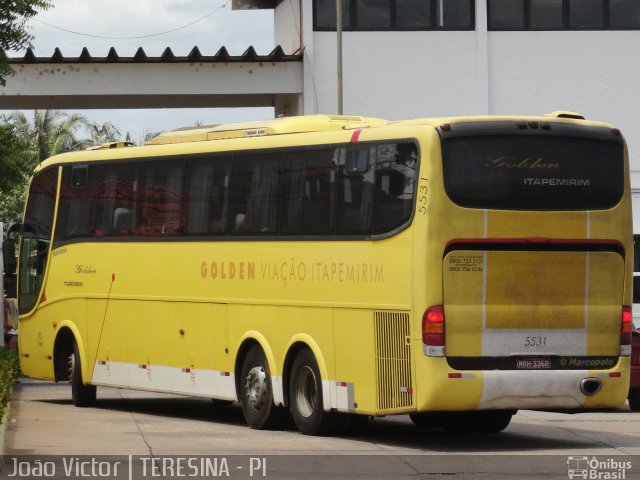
[10,112,633,435]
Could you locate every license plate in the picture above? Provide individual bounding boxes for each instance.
[516,358,551,369]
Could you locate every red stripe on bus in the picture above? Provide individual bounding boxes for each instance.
[350,129,363,142]
[446,238,624,249]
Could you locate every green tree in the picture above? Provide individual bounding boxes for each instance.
[0,123,30,192]
[0,122,32,224]
[0,182,28,225]
[0,0,52,86]
[8,110,89,163]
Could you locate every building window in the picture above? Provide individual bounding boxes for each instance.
[396,0,431,27]
[530,0,563,28]
[315,0,352,29]
[569,0,603,28]
[610,0,640,28]
[488,0,640,30]
[314,0,474,30]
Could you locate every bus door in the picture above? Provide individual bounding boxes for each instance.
[17,168,59,378]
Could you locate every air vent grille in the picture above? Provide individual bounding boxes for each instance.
[374,311,413,411]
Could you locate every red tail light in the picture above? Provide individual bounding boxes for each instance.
[622,305,633,346]
[423,305,445,346]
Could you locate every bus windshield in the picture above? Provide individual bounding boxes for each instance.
[18,168,58,314]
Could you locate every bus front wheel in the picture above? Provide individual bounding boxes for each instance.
[239,345,286,429]
[289,348,340,435]
[69,341,96,407]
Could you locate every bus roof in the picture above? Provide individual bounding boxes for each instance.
[145,114,389,145]
[37,111,618,170]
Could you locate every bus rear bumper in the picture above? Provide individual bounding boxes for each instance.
[476,369,626,410]
[416,358,630,412]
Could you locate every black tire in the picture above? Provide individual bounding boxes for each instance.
[338,413,371,436]
[289,348,340,435]
[629,389,640,411]
[70,341,96,407]
[409,412,445,429]
[443,410,513,433]
[239,345,287,429]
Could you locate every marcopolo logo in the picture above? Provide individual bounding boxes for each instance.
[567,456,632,479]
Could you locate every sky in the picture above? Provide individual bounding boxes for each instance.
[3,0,276,142]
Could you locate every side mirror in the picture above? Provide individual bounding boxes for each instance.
[6,222,21,236]
[2,238,16,275]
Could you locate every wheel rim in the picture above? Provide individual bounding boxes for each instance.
[244,365,268,410]
[295,366,318,418]
[68,353,76,383]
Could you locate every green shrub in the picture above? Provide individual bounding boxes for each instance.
[0,346,19,424]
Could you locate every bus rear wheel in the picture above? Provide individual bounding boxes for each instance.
[629,389,640,411]
[442,410,514,433]
[289,348,340,435]
[239,345,287,429]
[409,412,445,429]
[69,341,96,407]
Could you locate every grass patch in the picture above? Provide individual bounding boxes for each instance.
[0,346,19,423]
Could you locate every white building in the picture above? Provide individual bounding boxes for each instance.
[242,0,640,313]
[236,0,640,239]
[237,1,640,165]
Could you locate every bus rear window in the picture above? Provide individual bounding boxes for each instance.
[442,135,624,210]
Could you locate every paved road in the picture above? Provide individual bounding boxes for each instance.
[3,379,640,479]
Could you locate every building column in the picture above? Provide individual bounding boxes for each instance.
[475,0,490,114]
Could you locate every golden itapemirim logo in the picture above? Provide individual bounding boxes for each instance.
[485,156,560,169]
[200,260,385,286]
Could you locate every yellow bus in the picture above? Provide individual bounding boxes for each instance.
[12,113,634,435]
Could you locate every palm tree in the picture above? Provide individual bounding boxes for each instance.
[138,128,162,145]
[7,110,89,163]
[85,120,123,146]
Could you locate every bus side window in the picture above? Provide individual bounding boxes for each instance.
[372,143,416,234]
[184,158,229,236]
[229,153,281,234]
[336,147,375,234]
[136,161,184,237]
[282,148,335,234]
[55,165,95,241]
[94,164,137,237]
